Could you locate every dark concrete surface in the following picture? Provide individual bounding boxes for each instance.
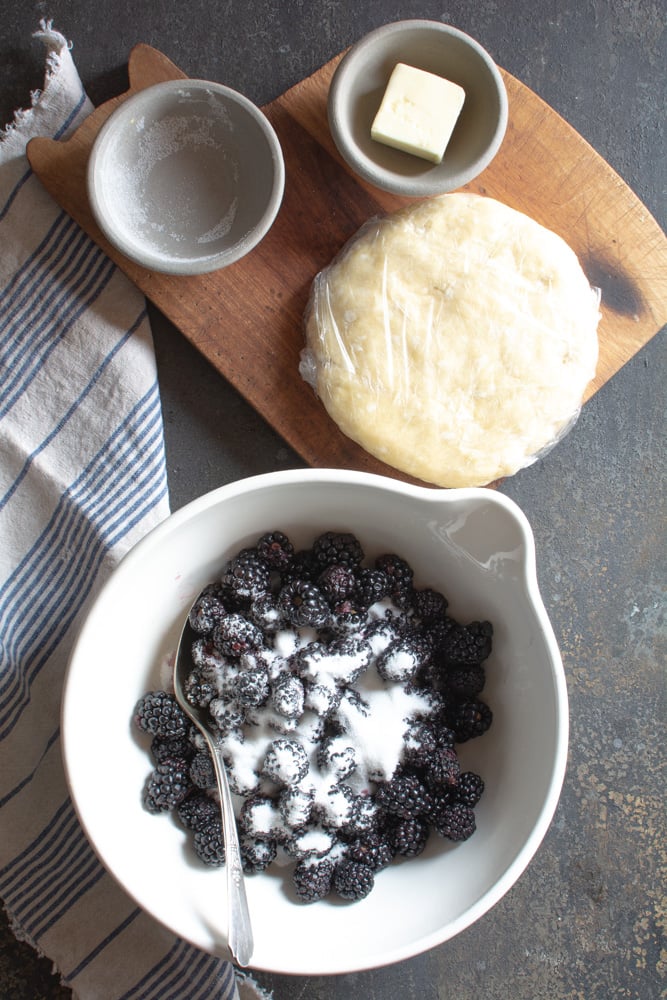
[1,2,664,998]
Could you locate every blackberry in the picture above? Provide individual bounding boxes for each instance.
[150,734,193,764]
[292,857,334,903]
[456,771,485,807]
[239,795,285,840]
[341,792,381,838]
[255,530,294,570]
[222,549,271,599]
[332,859,374,901]
[317,563,357,603]
[439,621,493,665]
[193,821,226,866]
[241,835,277,873]
[278,580,330,628]
[346,831,394,871]
[423,746,461,790]
[374,553,414,594]
[326,635,373,683]
[312,531,364,569]
[412,587,448,622]
[285,825,336,860]
[375,774,432,818]
[281,548,320,583]
[235,664,271,707]
[143,757,192,812]
[191,637,226,673]
[451,698,493,742]
[389,815,429,857]
[189,750,216,790]
[433,802,476,841]
[442,663,486,698]
[354,567,392,607]
[134,691,188,739]
[183,667,216,709]
[188,591,226,635]
[177,792,219,832]
[262,738,310,786]
[271,674,305,719]
[213,613,264,658]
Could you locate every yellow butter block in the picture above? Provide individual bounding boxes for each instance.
[371,62,466,164]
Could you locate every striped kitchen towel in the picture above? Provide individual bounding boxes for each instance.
[0,22,270,1000]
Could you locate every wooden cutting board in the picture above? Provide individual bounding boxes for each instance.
[27,44,667,487]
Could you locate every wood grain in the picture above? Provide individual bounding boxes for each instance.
[27,44,667,486]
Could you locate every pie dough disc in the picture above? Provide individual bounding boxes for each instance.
[301,193,600,488]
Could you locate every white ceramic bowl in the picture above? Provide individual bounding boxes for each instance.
[62,469,567,974]
[328,20,508,197]
[87,79,285,275]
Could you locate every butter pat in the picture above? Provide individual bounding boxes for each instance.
[371,63,465,164]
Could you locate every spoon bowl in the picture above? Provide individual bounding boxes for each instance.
[173,612,254,966]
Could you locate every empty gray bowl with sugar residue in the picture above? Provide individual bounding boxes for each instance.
[87,79,285,275]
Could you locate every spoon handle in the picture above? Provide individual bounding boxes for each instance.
[208,735,254,967]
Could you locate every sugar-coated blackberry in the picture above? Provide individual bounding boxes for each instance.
[262,738,310,785]
[375,774,432,818]
[317,738,358,779]
[346,831,394,871]
[374,553,414,593]
[143,757,192,812]
[292,857,335,903]
[312,531,364,569]
[188,591,226,635]
[213,613,264,658]
[451,698,493,741]
[239,795,285,840]
[183,667,216,709]
[433,802,476,841]
[271,674,305,719]
[189,750,216,790]
[255,530,294,570]
[177,792,219,832]
[222,549,271,599]
[333,859,374,900]
[439,620,493,665]
[208,697,245,736]
[235,664,271,707]
[389,815,429,857]
[278,785,315,830]
[317,563,357,604]
[134,691,188,739]
[376,636,423,684]
[278,580,330,628]
[456,771,485,807]
[193,821,226,866]
[241,834,277,873]
[249,593,284,632]
[150,734,194,764]
[354,567,392,607]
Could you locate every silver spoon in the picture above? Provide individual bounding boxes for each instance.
[173,609,254,967]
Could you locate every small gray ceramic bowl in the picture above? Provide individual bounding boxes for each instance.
[328,20,508,197]
[87,79,285,275]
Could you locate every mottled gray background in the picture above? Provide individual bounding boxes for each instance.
[0,1,664,998]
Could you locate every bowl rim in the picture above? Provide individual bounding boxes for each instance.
[62,468,569,973]
[86,78,285,275]
[328,19,509,197]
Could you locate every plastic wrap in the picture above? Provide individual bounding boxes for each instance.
[300,193,600,488]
